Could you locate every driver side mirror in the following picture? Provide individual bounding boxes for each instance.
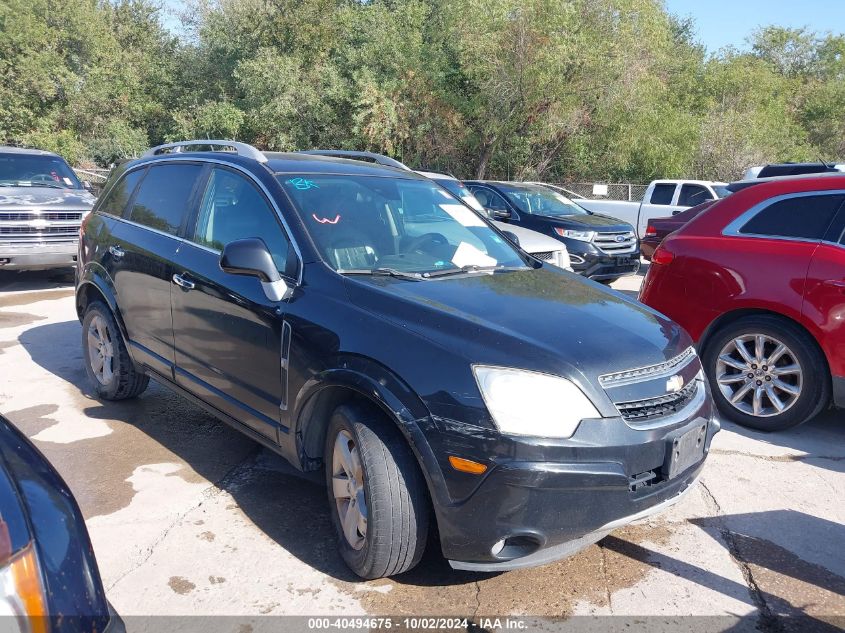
[487,207,511,221]
[220,238,291,302]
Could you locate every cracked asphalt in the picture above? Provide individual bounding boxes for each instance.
[0,267,843,630]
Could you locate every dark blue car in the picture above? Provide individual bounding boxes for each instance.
[0,414,122,632]
[464,181,640,282]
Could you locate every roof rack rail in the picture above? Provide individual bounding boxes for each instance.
[143,140,267,163]
[296,150,410,171]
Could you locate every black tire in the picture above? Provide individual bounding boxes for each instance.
[324,403,428,579]
[598,277,618,285]
[81,301,149,400]
[702,315,830,431]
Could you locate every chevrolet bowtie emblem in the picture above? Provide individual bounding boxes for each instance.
[666,375,685,393]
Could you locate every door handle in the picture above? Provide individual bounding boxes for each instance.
[108,245,125,259]
[172,273,195,290]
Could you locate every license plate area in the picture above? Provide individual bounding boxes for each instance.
[662,423,707,479]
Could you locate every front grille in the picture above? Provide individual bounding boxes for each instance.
[532,251,555,261]
[616,380,699,422]
[600,347,697,387]
[0,209,84,245]
[593,230,637,254]
[0,211,84,221]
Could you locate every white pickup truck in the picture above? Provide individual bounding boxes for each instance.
[547,179,729,239]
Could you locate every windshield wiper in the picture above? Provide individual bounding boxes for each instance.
[421,264,526,278]
[337,267,424,280]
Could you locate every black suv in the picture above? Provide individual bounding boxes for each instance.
[75,140,718,578]
[464,181,640,282]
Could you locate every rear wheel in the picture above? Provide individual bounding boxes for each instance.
[82,302,149,400]
[324,403,428,578]
[702,315,829,431]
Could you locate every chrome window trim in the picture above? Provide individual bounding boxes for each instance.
[110,156,304,286]
[722,189,845,242]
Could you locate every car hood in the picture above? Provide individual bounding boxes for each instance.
[492,221,565,252]
[0,186,95,211]
[533,212,633,232]
[344,267,689,404]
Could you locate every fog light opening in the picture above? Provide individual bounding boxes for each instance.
[491,535,541,560]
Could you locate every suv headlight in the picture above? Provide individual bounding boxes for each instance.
[554,228,595,242]
[473,366,600,438]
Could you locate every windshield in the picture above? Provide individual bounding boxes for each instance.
[431,178,487,213]
[279,175,527,276]
[0,154,82,189]
[498,184,589,217]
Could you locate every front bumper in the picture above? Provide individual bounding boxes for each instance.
[432,405,719,570]
[0,242,77,270]
[569,250,640,280]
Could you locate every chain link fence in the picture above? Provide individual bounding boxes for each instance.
[554,182,648,202]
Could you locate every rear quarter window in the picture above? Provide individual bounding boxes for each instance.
[739,194,845,241]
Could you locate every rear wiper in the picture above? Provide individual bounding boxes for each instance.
[338,267,423,280]
[421,265,526,278]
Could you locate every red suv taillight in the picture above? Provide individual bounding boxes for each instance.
[645,225,657,238]
[651,246,675,265]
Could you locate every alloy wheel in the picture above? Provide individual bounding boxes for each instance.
[87,315,115,386]
[331,430,367,550]
[715,334,803,418]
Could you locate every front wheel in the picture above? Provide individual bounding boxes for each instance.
[325,403,428,578]
[702,316,829,431]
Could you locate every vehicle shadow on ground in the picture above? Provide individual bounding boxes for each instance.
[0,268,75,293]
[715,415,845,475]
[605,510,845,632]
[16,319,492,588]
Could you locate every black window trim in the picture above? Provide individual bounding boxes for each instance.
[722,190,845,245]
[96,156,304,285]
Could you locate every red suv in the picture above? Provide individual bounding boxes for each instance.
[640,175,845,431]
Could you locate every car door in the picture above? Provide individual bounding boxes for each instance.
[106,162,205,377]
[171,165,297,443]
[803,197,845,385]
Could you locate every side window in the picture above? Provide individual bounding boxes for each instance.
[98,169,144,217]
[740,194,845,241]
[129,163,203,235]
[193,168,293,277]
[650,184,676,205]
[678,184,710,207]
[470,187,509,211]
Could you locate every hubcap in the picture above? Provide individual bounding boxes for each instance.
[87,315,115,386]
[715,334,803,418]
[331,430,367,550]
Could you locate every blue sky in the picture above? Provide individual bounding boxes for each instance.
[665,0,845,52]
